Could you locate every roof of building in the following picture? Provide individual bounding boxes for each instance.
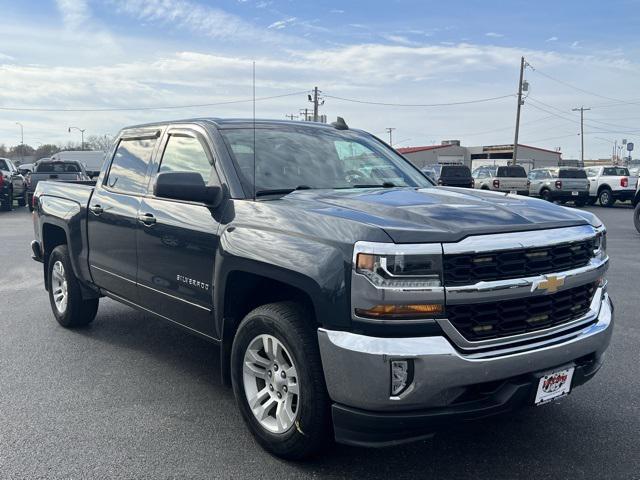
[396,145,454,154]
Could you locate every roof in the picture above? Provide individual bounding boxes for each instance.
[396,145,454,154]
[123,117,343,131]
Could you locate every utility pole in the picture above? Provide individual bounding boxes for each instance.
[512,56,527,166]
[15,122,24,163]
[308,87,324,122]
[285,113,298,120]
[385,127,396,146]
[571,106,590,165]
[299,108,310,121]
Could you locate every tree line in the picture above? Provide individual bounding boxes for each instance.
[0,134,113,164]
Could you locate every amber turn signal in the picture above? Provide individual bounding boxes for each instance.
[355,303,443,319]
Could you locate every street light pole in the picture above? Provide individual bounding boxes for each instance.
[15,122,24,163]
[68,126,86,150]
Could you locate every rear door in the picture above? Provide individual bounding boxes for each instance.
[136,126,222,337]
[87,129,161,301]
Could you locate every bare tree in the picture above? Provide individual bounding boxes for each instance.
[85,134,113,151]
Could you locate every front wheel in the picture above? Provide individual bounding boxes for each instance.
[231,301,331,459]
[598,188,615,207]
[48,245,99,328]
[634,203,640,233]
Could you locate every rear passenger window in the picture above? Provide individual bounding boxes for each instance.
[159,135,213,182]
[106,138,157,194]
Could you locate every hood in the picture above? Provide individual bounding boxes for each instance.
[274,187,590,243]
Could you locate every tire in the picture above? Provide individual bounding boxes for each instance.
[574,199,587,207]
[231,301,330,460]
[1,189,13,211]
[586,197,597,206]
[17,190,27,207]
[47,245,99,328]
[540,189,552,202]
[598,188,615,207]
[635,203,640,234]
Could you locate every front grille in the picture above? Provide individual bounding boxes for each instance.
[447,282,598,341]
[443,239,595,286]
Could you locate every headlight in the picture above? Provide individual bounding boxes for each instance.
[355,252,442,288]
[593,230,607,260]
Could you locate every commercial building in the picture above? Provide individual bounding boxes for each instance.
[397,142,562,172]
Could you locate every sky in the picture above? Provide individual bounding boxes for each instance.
[1,0,639,159]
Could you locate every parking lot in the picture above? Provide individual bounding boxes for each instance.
[1,204,638,479]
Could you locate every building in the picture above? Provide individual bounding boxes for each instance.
[397,142,562,172]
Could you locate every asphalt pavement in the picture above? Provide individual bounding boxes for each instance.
[1,205,638,479]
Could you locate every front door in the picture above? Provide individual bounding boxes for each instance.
[136,128,222,337]
[87,133,159,302]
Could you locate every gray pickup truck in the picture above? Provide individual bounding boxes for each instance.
[31,118,613,459]
[27,159,91,211]
[528,167,590,206]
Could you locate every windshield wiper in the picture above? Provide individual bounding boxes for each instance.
[350,182,397,188]
[255,185,312,197]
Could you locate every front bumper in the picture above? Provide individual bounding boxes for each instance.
[318,291,613,447]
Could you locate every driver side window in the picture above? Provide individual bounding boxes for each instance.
[159,134,215,184]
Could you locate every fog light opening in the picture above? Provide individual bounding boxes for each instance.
[390,359,414,397]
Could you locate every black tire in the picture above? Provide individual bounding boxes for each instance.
[540,189,552,202]
[574,199,587,207]
[47,245,99,328]
[1,189,13,211]
[634,203,640,234]
[586,197,597,206]
[17,190,27,207]
[598,188,615,207]
[231,301,331,460]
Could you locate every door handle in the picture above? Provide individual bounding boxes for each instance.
[89,204,103,215]
[137,213,156,226]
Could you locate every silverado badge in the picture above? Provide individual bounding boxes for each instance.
[533,275,565,293]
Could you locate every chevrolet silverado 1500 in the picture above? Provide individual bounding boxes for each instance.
[31,118,613,459]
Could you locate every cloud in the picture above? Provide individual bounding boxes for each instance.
[111,0,289,44]
[571,40,580,48]
[546,36,558,42]
[382,35,421,46]
[485,32,504,38]
[0,52,15,61]
[267,17,297,29]
[330,9,344,14]
[56,0,91,28]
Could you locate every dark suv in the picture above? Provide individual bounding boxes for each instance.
[0,157,28,210]
[422,164,473,188]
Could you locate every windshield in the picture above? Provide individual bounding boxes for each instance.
[496,166,527,178]
[220,126,431,193]
[36,161,81,173]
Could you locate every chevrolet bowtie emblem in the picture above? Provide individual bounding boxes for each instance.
[534,275,565,293]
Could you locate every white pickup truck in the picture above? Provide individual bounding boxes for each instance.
[585,166,637,206]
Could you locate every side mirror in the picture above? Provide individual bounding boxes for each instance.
[154,172,222,207]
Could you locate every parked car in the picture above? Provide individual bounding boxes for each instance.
[584,166,637,206]
[50,150,106,178]
[0,157,28,210]
[472,165,529,195]
[528,167,590,206]
[422,164,474,188]
[27,159,91,211]
[31,118,612,459]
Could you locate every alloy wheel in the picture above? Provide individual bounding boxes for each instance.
[51,261,68,314]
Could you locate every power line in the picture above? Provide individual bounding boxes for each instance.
[0,91,309,112]
[322,93,515,107]
[528,65,624,102]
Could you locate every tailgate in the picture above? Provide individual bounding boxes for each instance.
[561,179,589,191]
[499,177,528,190]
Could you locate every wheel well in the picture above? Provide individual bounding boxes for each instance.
[480,185,490,190]
[42,224,67,289]
[597,184,611,194]
[220,270,317,385]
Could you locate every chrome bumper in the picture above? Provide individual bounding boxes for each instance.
[318,289,613,412]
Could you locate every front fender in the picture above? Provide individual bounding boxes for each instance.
[214,225,351,335]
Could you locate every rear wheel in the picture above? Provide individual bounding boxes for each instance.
[48,245,99,328]
[586,197,597,206]
[231,301,330,459]
[634,203,640,233]
[598,188,614,207]
[1,189,13,211]
[574,199,587,207]
[540,189,552,202]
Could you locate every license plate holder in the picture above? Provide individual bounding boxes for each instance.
[534,367,574,405]
[571,191,579,196]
